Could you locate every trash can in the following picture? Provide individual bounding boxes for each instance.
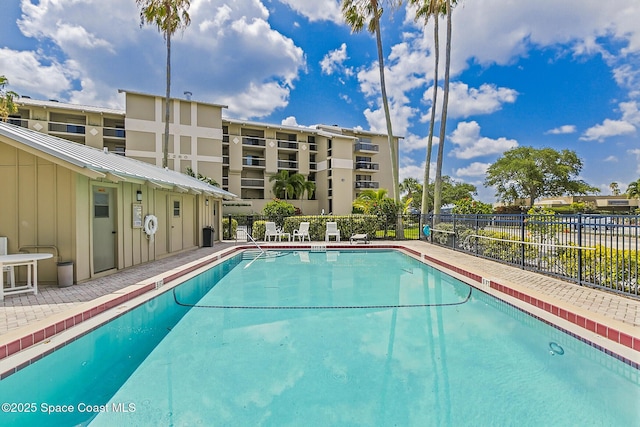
[203,226,214,247]
[57,261,74,288]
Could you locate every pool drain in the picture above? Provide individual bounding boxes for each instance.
[549,342,564,355]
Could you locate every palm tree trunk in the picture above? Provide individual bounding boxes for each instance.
[433,0,451,218]
[374,17,398,204]
[373,6,403,240]
[163,29,171,169]
[421,15,439,215]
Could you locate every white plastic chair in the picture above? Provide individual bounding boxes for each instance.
[264,222,280,241]
[325,222,340,242]
[0,237,16,287]
[293,222,311,242]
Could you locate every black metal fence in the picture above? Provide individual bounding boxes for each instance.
[424,213,639,299]
[222,213,639,298]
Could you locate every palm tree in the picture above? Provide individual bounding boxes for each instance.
[269,170,305,200]
[626,179,640,200]
[609,182,620,196]
[0,75,18,120]
[136,0,191,169]
[353,188,389,213]
[409,0,445,215]
[300,178,316,200]
[432,0,453,217]
[342,0,399,205]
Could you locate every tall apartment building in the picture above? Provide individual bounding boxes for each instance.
[7,91,400,215]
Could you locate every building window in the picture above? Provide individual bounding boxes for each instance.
[173,200,181,217]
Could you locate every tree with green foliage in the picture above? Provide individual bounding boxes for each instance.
[609,182,620,196]
[269,170,308,200]
[0,75,18,120]
[136,0,191,169]
[418,175,476,210]
[263,199,296,228]
[300,178,316,200]
[353,188,389,213]
[626,178,640,200]
[184,166,218,187]
[342,0,400,204]
[400,177,422,211]
[484,147,599,207]
[452,198,493,215]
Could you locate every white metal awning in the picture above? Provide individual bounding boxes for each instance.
[0,121,237,200]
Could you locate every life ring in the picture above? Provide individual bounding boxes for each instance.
[144,214,158,236]
[423,225,431,237]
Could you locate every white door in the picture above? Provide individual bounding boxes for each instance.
[170,196,183,252]
[93,187,116,273]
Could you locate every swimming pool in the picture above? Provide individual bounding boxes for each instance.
[0,250,638,426]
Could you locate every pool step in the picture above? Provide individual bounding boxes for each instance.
[241,250,282,260]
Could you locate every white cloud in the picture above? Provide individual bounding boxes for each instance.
[629,149,640,174]
[580,119,636,142]
[0,48,74,99]
[7,0,306,117]
[423,82,518,121]
[278,0,343,24]
[580,101,639,141]
[545,125,577,135]
[400,133,440,153]
[603,155,618,162]
[281,116,299,126]
[455,162,491,178]
[449,121,518,160]
[320,43,348,76]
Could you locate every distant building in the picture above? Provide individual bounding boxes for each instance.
[535,195,638,213]
[8,91,400,216]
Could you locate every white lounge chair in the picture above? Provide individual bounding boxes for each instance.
[325,222,340,242]
[293,222,311,242]
[264,222,280,241]
[0,237,16,287]
[350,233,369,244]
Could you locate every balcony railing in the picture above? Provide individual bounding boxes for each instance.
[223,155,229,165]
[241,179,265,188]
[355,162,379,171]
[243,157,266,167]
[309,143,318,151]
[355,181,380,189]
[103,127,125,138]
[49,122,85,135]
[242,137,266,147]
[354,143,379,152]
[278,160,298,169]
[277,140,298,150]
[310,162,317,170]
[222,177,229,186]
[5,118,28,128]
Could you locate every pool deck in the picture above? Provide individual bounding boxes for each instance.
[1,240,639,367]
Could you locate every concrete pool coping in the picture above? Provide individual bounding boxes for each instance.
[0,240,638,378]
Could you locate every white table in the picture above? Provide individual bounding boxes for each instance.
[0,253,53,300]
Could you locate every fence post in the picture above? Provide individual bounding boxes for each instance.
[577,213,583,285]
[227,214,232,240]
[520,213,526,269]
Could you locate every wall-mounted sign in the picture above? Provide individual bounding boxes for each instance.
[132,203,143,228]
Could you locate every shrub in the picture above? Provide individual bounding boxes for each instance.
[263,199,295,228]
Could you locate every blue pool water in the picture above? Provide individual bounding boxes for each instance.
[1,250,639,426]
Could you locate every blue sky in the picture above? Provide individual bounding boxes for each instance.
[1,0,639,202]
